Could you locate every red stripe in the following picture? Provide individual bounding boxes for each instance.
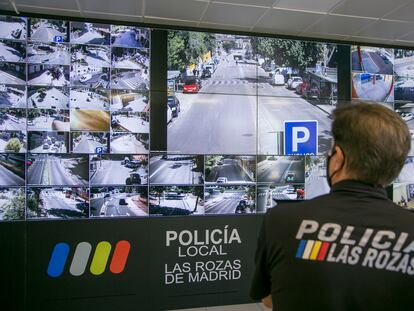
[109,240,131,274]
[317,242,330,261]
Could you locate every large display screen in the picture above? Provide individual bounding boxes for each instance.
[0,15,150,221]
[0,14,412,221]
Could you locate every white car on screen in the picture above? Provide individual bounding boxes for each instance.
[273,74,285,86]
[216,177,228,184]
[287,77,303,89]
[79,74,92,83]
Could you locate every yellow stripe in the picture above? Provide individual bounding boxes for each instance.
[302,240,315,259]
[310,241,322,260]
[90,241,112,276]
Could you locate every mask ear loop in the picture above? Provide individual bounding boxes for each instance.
[327,145,345,187]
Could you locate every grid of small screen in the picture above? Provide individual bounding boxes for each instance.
[0,15,150,221]
[351,46,414,209]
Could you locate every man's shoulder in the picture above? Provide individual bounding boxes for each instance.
[266,193,332,218]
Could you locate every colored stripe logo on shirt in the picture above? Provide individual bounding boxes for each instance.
[47,240,131,278]
[296,240,330,261]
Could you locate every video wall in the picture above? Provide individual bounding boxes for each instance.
[0,15,150,221]
[0,14,412,221]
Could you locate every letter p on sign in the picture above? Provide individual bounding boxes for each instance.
[284,121,318,155]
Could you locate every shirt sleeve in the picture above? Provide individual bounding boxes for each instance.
[250,216,271,300]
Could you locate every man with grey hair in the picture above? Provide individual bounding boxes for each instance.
[251,103,414,310]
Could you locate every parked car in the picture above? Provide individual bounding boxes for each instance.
[295,82,305,95]
[273,74,285,86]
[201,68,211,78]
[119,198,128,205]
[303,87,320,99]
[235,200,248,213]
[285,171,296,182]
[287,77,303,89]
[183,78,201,93]
[167,95,181,117]
[79,73,92,83]
[216,177,228,184]
[125,173,141,185]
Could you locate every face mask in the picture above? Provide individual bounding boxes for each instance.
[326,145,345,188]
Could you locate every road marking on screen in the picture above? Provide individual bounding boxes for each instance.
[47,240,131,277]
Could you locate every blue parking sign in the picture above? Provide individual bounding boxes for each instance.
[53,35,63,43]
[284,120,318,155]
[95,147,103,154]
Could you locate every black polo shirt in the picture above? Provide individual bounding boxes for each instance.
[251,180,414,310]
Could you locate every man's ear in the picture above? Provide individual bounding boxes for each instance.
[331,145,345,170]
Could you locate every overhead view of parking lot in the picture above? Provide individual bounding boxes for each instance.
[28,131,68,153]
[204,185,255,214]
[28,64,69,86]
[29,18,68,42]
[90,154,148,186]
[112,47,149,70]
[26,187,89,219]
[27,86,69,109]
[0,108,26,131]
[149,154,203,185]
[149,186,204,216]
[71,132,109,153]
[0,153,24,186]
[70,22,110,45]
[70,87,110,110]
[27,109,69,131]
[257,156,305,184]
[90,186,148,217]
[111,26,149,48]
[0,85,26,108]
[27,42,70,65]
[205,155,255,184]
[70,64,109,88]
[352,73,394,102]
[0,131,26,153]
[27,154,89,186]
[0,16,26,40]
[71,44,110,67]
[0,187,25,221]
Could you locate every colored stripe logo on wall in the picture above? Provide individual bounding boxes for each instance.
[47,240,131,278]
[295,240,330,261]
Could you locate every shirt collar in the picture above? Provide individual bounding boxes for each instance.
[331,179,388,200]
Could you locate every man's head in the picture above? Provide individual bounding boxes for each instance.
[328,103,411,186]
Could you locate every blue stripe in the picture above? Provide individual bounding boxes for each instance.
[295,240,307,258]
[47,242,70,278]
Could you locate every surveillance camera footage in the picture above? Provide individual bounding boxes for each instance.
[205,155,256,184]
[0,13,412,221]
[0,84,26,108]
[27,42,70,65]
[149,154,204,185]
[149,186,204,216]
[204,185,255,215]
[27,187,89,219]
[89,154,148,186]
[0,187,25,221]
[90,186,148,217]
[27,154,89,186]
